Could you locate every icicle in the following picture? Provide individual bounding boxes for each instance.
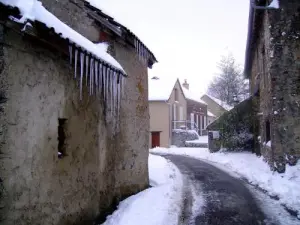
[85,55,89,87]
[103,65,106,102]
[80,52,84,100]
[139,42,143,61]
[74,48,78,79]
[105,67,109,102]
[142,45,147,64]
[98,63,102,96]
[145,50,149,65]
[134,38,137,49]
[117,73,121,131]
[69,45,73,65]
[137,41,141,60]
[106,67,110,117]
[95,60,98,95]
[113,72,117,117]
[90,58,94,95]
[110,69,114,117]
[141,43,145,63]
[121,75,125,96]
[140,44,144,63]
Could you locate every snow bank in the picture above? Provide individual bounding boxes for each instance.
[101,154,183,225]
[0,0,124,71]
[151,147,300,217]
[186,135,208,144]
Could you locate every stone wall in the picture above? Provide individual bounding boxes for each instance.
[207,98,254,151]
[0,1,149,224]
[250,1,300,172]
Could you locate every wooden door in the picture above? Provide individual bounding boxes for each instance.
[151,132,160,148]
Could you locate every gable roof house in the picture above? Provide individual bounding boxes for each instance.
[0,0,156,224]
[182,80,208,135]
[244,0,300,172]
[148,77,187,147]
[201,94,233,118]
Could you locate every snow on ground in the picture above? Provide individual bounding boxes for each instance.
[151,147,300,218]
[101,154,183,225]
[186,135,208,144]
[248,185,300,225]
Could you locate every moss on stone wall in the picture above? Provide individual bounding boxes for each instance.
[207,97,255,151]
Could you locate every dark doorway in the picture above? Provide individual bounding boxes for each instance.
[265,120,271,143]
[151,132,160,148]
[58,118,67,158]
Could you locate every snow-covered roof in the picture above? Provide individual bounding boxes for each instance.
[0,0,125,73]
[182,86,207,105]
[84,0,157,68]
[148,77,177,101]
[207,111,216,117]
[204,94,233,111]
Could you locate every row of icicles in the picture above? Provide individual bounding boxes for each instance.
[68,45,125,132]
[134,38,151,65]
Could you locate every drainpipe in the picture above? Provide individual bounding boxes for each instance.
[167,102,172,146]
[244,0,279,78]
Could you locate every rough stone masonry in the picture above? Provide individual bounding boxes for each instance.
[248,0,300,172]
[0,0,153,224]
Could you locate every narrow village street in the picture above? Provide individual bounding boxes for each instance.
[158,153,300,225]
[1,0,300,225]
[164,154,271,225]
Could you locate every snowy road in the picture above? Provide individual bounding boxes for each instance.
[163,154,300,225]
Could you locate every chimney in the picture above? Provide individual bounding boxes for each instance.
[151,76,159,80]
[183,79,189,90]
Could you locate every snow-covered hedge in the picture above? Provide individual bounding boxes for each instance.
[172,129,199,147]
[207,97,255,152]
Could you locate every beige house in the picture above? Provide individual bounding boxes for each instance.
[201,94,233,118]
[149,77,187,147]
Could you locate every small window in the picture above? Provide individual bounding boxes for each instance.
[174,88,179,101]
[265,120,271,143]
[58,118,67,158]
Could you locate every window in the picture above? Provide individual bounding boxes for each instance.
[172,104,177,129]
[174,88,179,101]
[58,118,67,158]
[202,116,205,129]
[179,106,184,120]
[265,120,271,143]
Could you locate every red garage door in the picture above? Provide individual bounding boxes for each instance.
[151,132,160,148]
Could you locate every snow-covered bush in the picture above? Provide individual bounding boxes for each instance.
[172,129,199,147]
[207,97,255,152]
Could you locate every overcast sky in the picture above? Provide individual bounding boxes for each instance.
[96,0,250,96]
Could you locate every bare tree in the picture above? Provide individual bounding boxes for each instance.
[207,53,249,106]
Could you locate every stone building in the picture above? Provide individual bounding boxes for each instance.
[0,0,156,224]
[244,0,300,172]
